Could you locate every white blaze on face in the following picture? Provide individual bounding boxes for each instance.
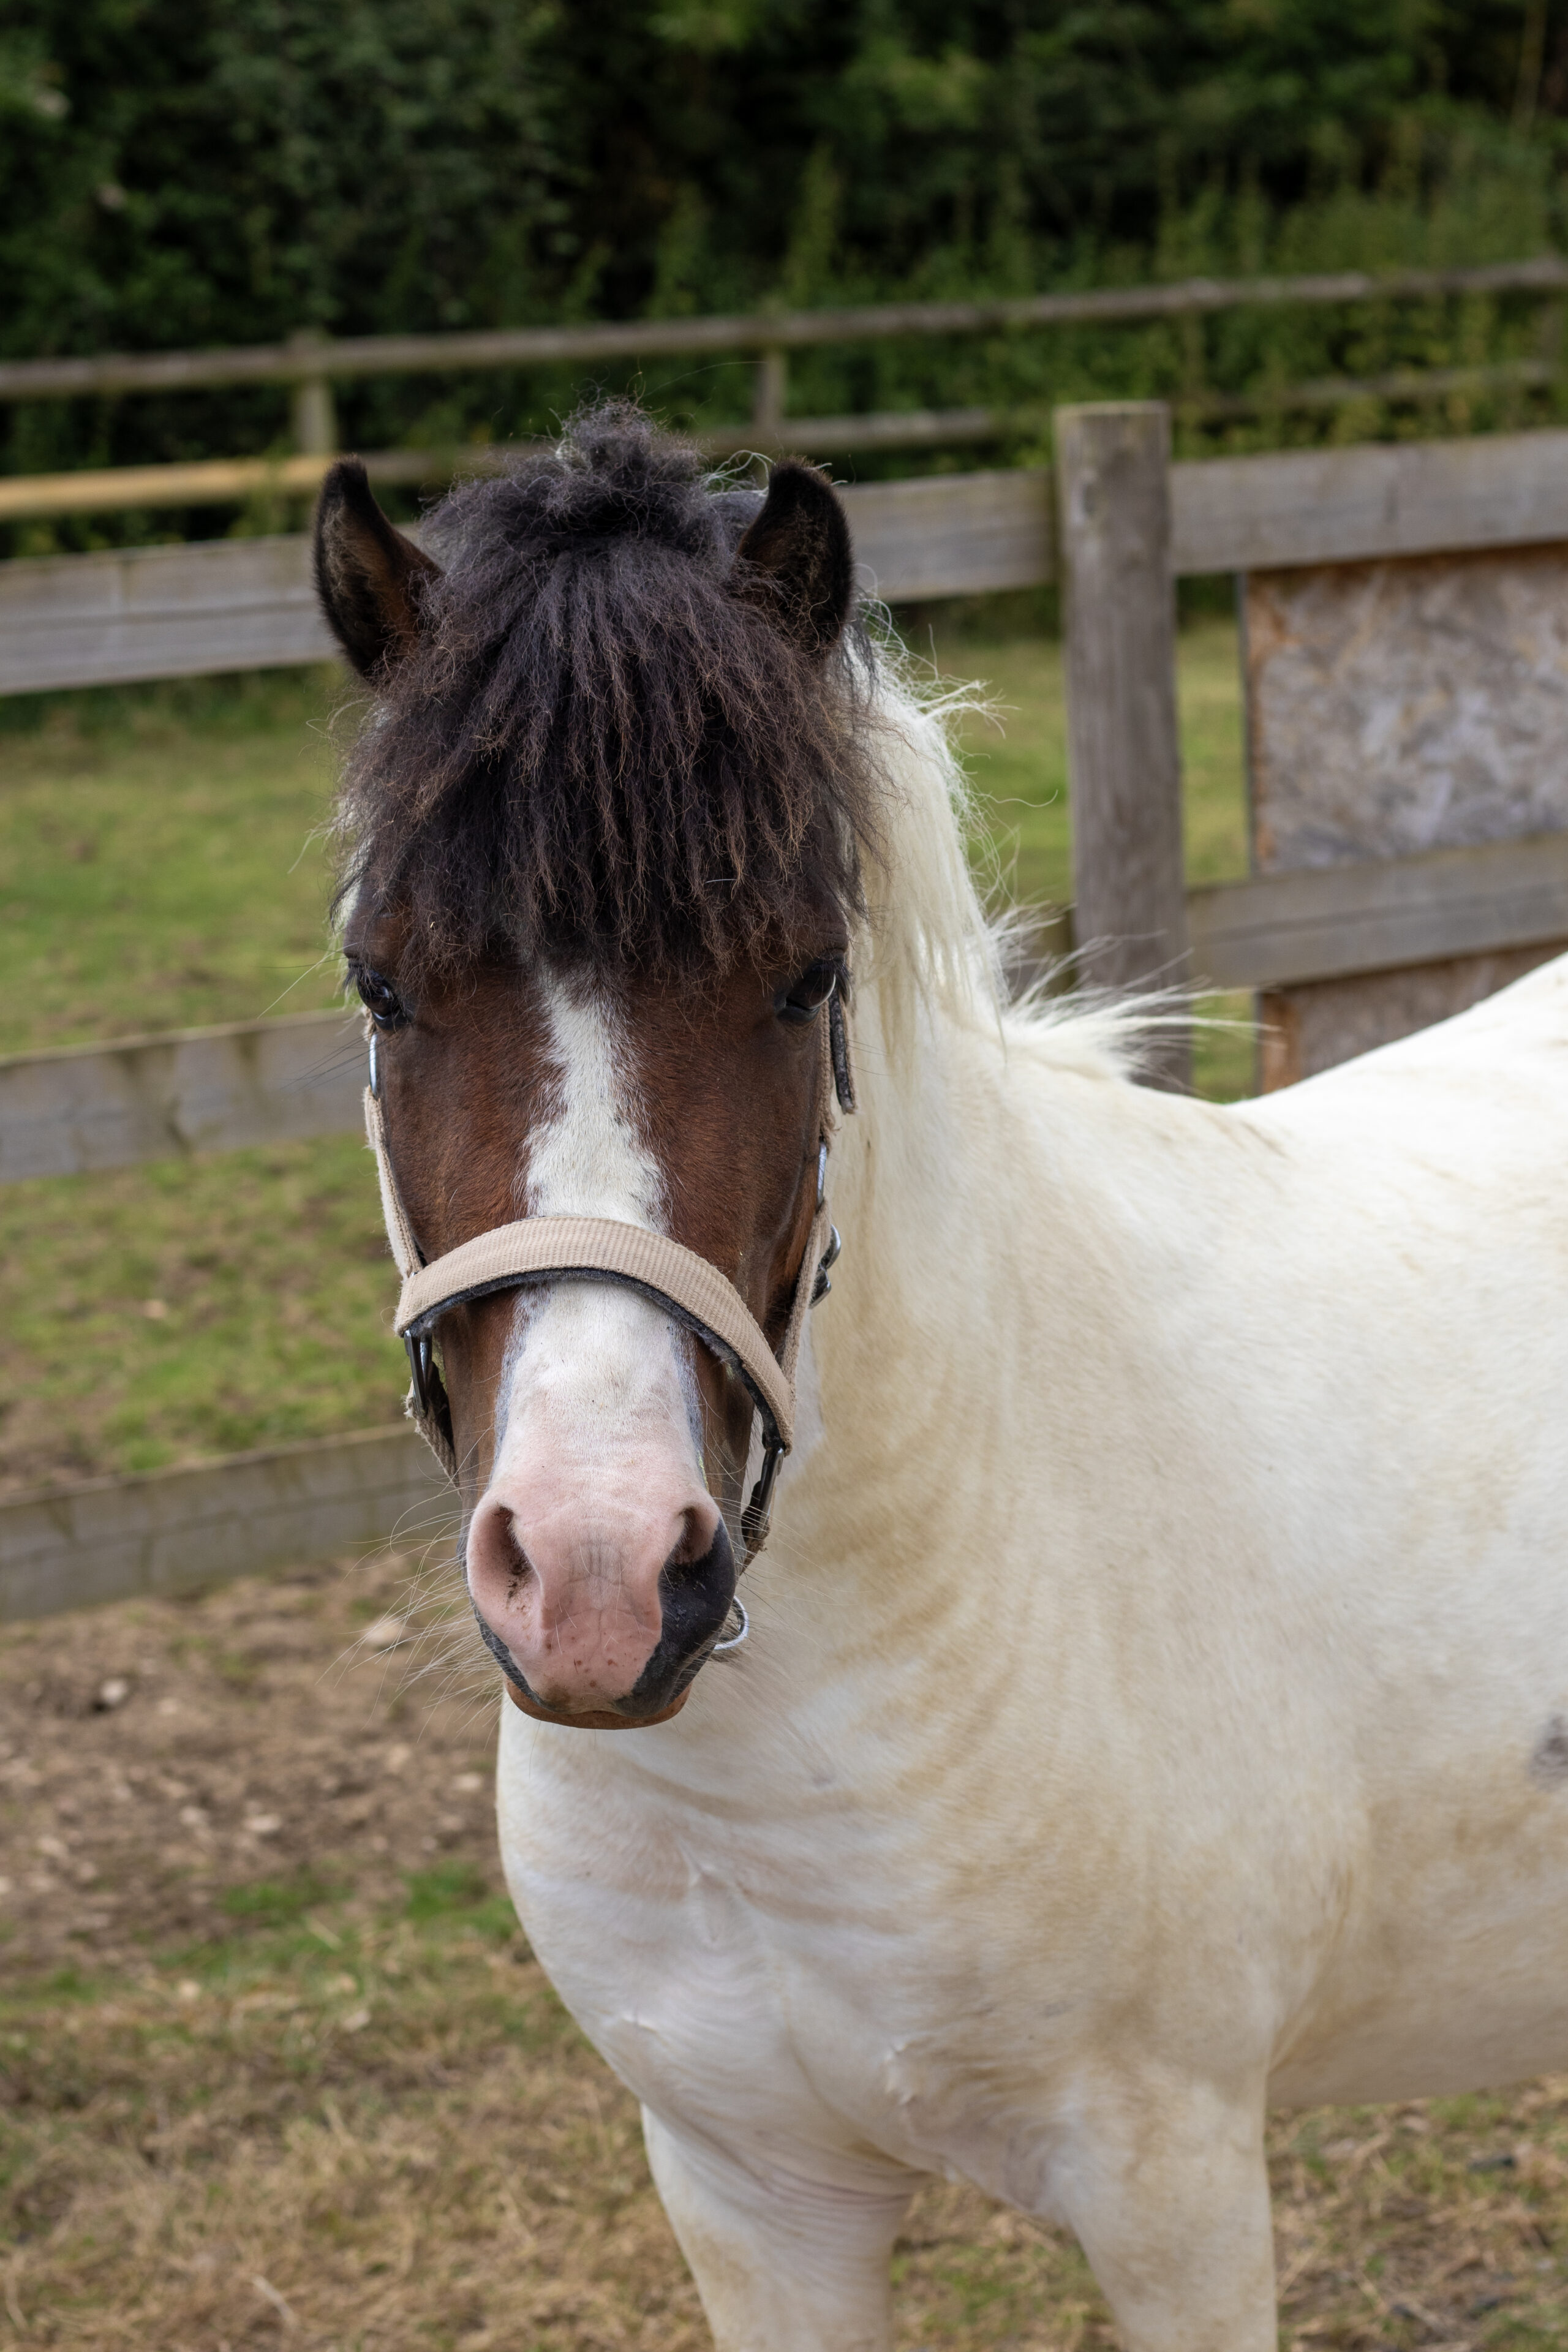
[464,976,723,1713]
[518,981,665,1228]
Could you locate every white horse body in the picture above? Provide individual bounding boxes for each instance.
[492,683,1568,2351]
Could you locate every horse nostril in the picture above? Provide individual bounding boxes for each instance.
[467,1496,534,1616]
[497,1509,532,1602]
[664,1504,718,1581]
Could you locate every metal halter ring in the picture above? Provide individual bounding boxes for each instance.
[712,1597,749,1653]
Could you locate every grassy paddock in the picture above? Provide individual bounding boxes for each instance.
[0,627,1251,1490]
[0,669,348,1050]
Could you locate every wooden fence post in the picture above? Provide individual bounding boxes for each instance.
[753,347,788,446]
[1055,401,1189,1087]
[287,328,338,458]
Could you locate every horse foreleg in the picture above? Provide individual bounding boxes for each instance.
[1063,2078,1277,2352]
[642,2106,921,2352]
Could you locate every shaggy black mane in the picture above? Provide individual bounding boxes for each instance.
[333,404,878,981]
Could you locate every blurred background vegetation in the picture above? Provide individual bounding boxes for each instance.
[8,0,1568,548]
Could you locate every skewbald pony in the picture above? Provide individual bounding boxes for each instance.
[317,404,879,983]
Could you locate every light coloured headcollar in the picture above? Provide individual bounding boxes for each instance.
[364,997,854,1560]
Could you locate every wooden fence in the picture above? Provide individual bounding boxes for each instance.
[0,471,1050,695]
[4,413,1568,1615]
[5,255,1567,521]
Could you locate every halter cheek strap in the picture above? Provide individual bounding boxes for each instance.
[363,998,853,1561]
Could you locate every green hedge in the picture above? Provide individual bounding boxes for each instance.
[6,0,1568,547]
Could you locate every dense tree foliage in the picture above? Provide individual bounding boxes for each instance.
[4,1,1567,528]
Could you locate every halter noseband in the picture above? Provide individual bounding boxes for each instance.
[364,996,854,1562]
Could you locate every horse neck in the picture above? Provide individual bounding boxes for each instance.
[776,665,1181,1613]
[800,982,1035,1570]
[797,971,1192,1623]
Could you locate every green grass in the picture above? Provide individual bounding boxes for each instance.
[221,1872,351,1928]
[938,611,1248,899]
[402,1862,521,1941]
[0,668,347,1050]
[0,1134,405,1490]
[0,631,1256,1488]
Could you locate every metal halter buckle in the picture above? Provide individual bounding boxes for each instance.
[741,1440,786,1556]
[405,1329,435,1415]
[404,1327,456,1458]
[812,1223,842,1306]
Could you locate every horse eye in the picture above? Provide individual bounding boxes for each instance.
[774,962,839,1026]
[353,966,407,1030]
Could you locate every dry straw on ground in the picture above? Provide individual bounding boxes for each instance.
[1,1552,1565,2350]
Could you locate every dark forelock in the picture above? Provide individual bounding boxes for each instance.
[333,404,877,982]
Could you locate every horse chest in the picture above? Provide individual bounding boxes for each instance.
[495,1706,1053,2195]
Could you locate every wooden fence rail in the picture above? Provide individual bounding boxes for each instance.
[0,1429,450,1623]
[13,826,1566,1187]
[0,1011,359,1183]
[5,255,1567,521]
[7,257,1563,404]
[13,429,1568,697]
[6,416,1568,1616]
[8,368,1567,525]
[0,470,1053,695]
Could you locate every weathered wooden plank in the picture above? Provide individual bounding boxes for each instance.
[0,1009,361,1181]
[1188,831,1568,991]
[841,469,1054,600]
[0,532,337,693]
[0,453,343,523]
[1186,355,1554,426]
[0,422,1036,523]
[1056,404,1188,1085]
[15,422,1568,693]
[1171,429,1568,576]
[13,423,1568,690]
[9,384,1568,526]
[0,472,1057,695]
[1243,541,1568,1080]
[0,1427,451,1622]
[5,257,1562,401]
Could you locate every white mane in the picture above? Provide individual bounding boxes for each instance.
[858,644,1152,1088]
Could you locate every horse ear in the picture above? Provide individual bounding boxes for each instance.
[313,458,441,678]
[733,461,853,658]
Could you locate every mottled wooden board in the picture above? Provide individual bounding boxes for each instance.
[0,472,1058,697]
[0,532,337,694]
[1245,544,1568,1082]
[1172,429,1568,578]
[0,1428,450,1621]
[0,1009,361,1182]
[1188,831,1568,991]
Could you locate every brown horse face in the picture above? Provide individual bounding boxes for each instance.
[317,421,862,1727]
[344,927,842,1727]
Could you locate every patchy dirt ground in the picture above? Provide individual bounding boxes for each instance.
[0,1545,496,1973]
[1,1553,1566,2352]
